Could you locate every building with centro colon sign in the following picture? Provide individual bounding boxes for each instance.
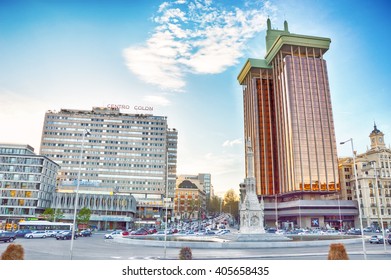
[40,106,177,230]
[106,104,154,112]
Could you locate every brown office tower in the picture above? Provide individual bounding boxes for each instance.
[237,19,339,200]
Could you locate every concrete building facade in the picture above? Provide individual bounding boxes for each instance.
[39,107,177,226]
[339,124,391,230]
[0,144,59,230]
[174,175,207,221]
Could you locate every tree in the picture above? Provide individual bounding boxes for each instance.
[42,208,55,221]
[187,198,202,219]
[53,209,64,222]
[42,208,64,222]
[222,189,240,221]
[77,207,91,228]
[207,195,222,215]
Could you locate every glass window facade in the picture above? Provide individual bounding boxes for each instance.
[239,24,339,197]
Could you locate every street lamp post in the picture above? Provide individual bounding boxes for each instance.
[275,194,278,230]
[70,129,90,260]
[371,161,387,252]
[163,139,169,259]
[340,138,367,259]
[337,194,342,230]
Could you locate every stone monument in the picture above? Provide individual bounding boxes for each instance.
[239,139,265,234]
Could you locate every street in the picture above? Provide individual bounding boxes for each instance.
[2,232,390,260]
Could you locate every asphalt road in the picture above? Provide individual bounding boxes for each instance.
[2,232,390,260]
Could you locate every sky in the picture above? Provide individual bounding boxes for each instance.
[0,0,390,197]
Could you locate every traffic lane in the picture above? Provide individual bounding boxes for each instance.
[6,234,180,260]
[3,235,390,260]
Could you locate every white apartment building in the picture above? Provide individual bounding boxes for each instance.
[39,107,177,226]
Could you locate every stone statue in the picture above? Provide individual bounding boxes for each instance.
[239,139,265,234]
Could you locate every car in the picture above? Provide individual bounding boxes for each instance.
[56,230,78,240]
[79,229,92,237]
[347,229,362,235]
[55,231,69,238]
[0,231,17,242]
[45,230,59,237]
[275,229,286,235]
[216,229,231,235]
[267,228,277,233]
[363,227,372,232]
[14,229,32,238]
[369,235,384,244]
[130,228,149,236]
[104,230,123,239]
[24,230,47,239]
[387,234,391,245]
[148,228,157,234]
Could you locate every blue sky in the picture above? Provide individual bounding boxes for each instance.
[0,0,390,196]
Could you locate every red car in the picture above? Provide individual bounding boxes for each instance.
[131,228,148,235]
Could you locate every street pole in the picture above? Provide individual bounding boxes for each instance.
[163,135,169,259]
[372,161,387,252]
[340,138,367,260]
[70,129,90,260]
[298,199,302,229]
[275,194,278,230]
[337,194,342,230]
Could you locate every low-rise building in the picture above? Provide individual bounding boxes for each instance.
[0,144,59,230]
[174,177,206,221]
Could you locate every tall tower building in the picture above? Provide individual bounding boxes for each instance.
[237,19,339,199]
[40,107,177,223]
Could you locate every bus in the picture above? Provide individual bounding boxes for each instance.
[18,220,73,231]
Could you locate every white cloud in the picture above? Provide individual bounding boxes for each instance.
[123,0,276,91]
[222,138,242,147]
[143,95,171,106]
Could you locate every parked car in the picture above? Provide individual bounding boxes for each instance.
[216,229,231,235]
[130,228,148,236]
[104,230,123,239]
[369,235,384,244]
[347,229,362,235]
[267,228,277,233]
[56,230,78,240]
[14,229,32,238]
[0,231,17,242]
[24,230,47,239]
[387,234,391,245]
[45,230,59,237]
[79,229,92,237]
